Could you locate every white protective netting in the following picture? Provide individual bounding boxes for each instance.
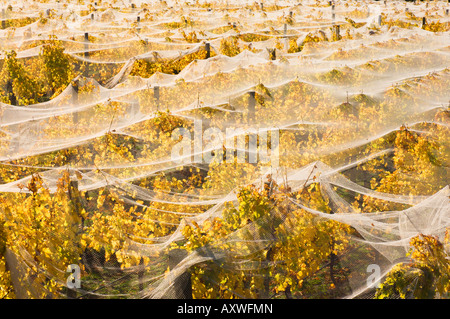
[0,0,449,299]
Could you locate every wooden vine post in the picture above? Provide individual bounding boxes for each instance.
[154,86,160,111]
[205,42,210,59]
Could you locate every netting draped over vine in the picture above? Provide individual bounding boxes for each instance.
[0,0,449,299]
